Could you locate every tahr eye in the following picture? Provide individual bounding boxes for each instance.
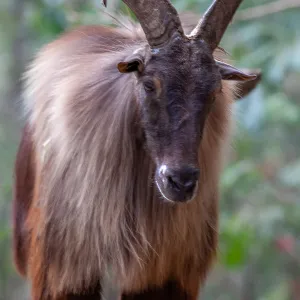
[143,80,155,93]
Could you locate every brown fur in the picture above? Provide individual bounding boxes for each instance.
[14,20,239,299]
[12,123,36,276]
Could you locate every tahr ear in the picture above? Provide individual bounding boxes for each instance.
[235,69,262,100]
[216,60,258,82]
[117,48,145,73]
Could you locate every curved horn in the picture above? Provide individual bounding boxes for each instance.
[102,0,184,48]
[189,0,243,51]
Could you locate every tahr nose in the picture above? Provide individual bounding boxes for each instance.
[161,166,199,193]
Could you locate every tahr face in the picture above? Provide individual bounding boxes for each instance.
[134,38,222,202]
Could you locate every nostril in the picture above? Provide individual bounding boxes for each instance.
[167,175,182,191]
[184,180,196,189]
[183,181,196,194]
[167,175,197,193]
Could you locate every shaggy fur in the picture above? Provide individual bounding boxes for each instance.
[12,123,36,277]
[16,19,238,299]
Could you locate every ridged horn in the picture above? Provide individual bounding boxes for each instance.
[102,0,184,48]
[189,0,243,51]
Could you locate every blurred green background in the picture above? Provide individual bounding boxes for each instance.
[0,0,300,299]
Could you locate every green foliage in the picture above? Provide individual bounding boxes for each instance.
[219,215,256,269]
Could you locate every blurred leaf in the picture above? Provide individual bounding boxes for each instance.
[265,93,300,124]
[262,281,289,300]
[219,216,255,269]
[278,160,300,187]
[221,160,258,190]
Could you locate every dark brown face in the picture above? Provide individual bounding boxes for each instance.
[118,36,257,203]
[139,38,221,202]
